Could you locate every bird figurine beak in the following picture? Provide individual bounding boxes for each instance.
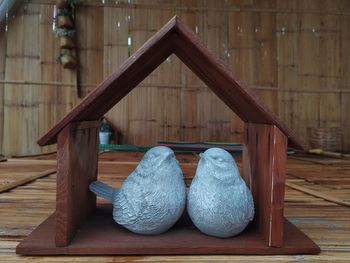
[166,152,173,159]
[199,152,208,162]
[162,152,175,164]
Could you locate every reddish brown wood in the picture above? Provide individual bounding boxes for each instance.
[269,126,288,247]
[16,205,320,255]
[243,123,287,247]
[55,120,100,247]
[37,16,304,150]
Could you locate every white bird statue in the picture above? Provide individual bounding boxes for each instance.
[89,146,186,235]
[187,147,254,238]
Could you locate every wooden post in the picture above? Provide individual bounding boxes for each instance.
[55,120,100,247]
[243,123,287,247]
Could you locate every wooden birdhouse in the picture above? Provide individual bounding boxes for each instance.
[17,16,320,255]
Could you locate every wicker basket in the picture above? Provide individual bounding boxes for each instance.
[308,127,342,151]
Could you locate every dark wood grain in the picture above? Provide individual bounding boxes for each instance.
[37,15,304,150]
[55,120,100,246]
[243,124,287,247]
[16,204,320,255]
[269,125,287,247]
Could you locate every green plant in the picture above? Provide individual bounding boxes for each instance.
[56,0,78,9]
[60,48,71,56]
[57,8,72,17]
[54,28,75,38]
[66,0,78,8]
[100,119,112,133]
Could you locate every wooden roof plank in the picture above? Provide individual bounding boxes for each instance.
[37,16,177,146]
[173,17,304,149]
[37,15,304,150]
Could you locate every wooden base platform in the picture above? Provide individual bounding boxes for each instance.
[17,204,320,255]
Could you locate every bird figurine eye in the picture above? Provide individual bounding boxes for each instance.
[212,156,223,162]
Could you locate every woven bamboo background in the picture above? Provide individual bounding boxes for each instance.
[1,0,350,155]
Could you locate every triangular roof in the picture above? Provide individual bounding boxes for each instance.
[38,16,304,150]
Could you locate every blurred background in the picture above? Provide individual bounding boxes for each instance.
[0,0,349,156]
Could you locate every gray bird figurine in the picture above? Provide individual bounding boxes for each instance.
[187,147,254,238]
[89,146,186,235]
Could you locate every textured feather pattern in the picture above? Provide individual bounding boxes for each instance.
[187,148,254,238]
[89,146,186,235]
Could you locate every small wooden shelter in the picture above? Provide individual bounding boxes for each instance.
[17,16,319,255]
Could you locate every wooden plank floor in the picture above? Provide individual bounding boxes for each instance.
[0,151,349,262]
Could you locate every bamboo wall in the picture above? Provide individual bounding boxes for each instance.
[0,0,350,156]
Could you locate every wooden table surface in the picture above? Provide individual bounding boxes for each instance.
[0,151,349,262]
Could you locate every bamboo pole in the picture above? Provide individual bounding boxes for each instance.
[1,79,350,93]
[285,181,350,208]
[26,1,350,17]
[11,151,57,159]
[0,169,56,193]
